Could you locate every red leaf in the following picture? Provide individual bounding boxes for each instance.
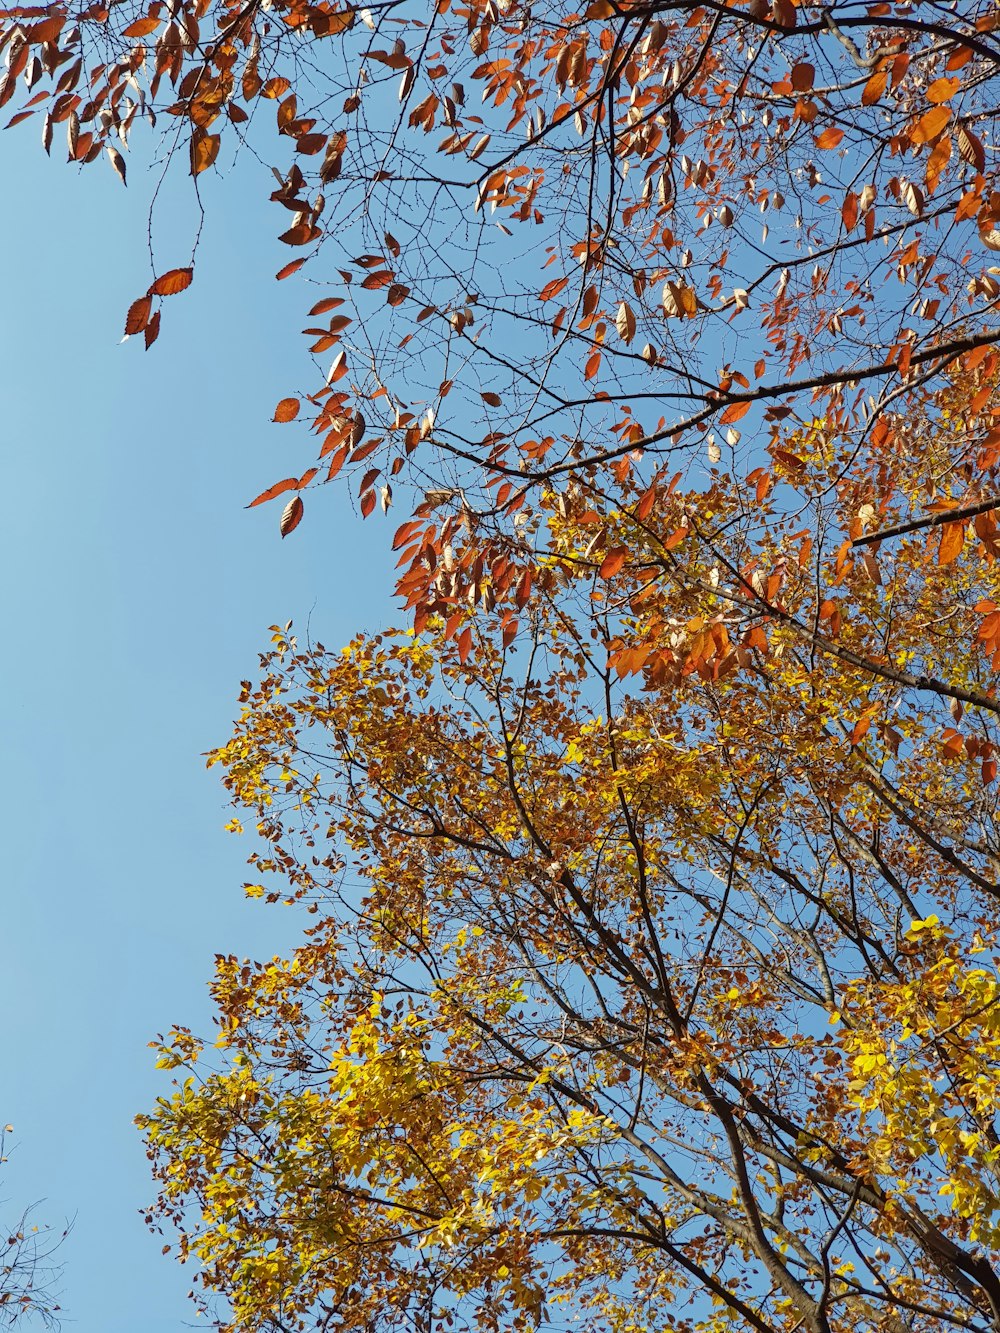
[280,495,304,536]
[360,489,376,518]
[457,626,473,665]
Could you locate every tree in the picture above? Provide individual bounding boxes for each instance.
[6,0,1000,1327]
[140,534,1000,1333]
[1,0,998,623]
[0,1129,66,1329]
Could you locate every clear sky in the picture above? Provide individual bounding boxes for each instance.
[0,121,396,1330]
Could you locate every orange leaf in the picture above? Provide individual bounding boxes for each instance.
[276,258,306,280]
[248,477,299,508]
[149,267,193,297]
[191,132,220,175]
[861,68,886,106]
[938,521,966,565]
[273,397,300,423]
[720,400,751,424]
[815,126,844,150]
[280,495,304,536]
[122,15,160,36]
[912,105,950,145]
[926,77,959,104]
[599,547,628,579]
[144,310,161,350]
[125,295,152,336]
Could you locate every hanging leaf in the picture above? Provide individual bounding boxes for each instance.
[190,132,221,175]
[124,295,152,336]
[106,145,127,186]
[273,398,301,423]
[599,547,628,579]
[144,310,161,350]
[248,478,300,508]
[720,400,751,424]
[861,68,887,105]
[149,268,194,297]
[616,301,636,344]
[815,126,844,150]
[911,106,950,145]
[122,15,160,36]
[938,521,965,565]
[280,495,304,536]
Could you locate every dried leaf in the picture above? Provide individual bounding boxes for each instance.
[149,268,194,297]
[273,398,301,423]
[280,495,304,536]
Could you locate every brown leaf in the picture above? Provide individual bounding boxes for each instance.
[149,268,194,297]
[125,295,152,336]
[280,495,304,536]
[106,145,127,186]
[190,132,220,175]
[144,310,161,350]
[616,301,636,344]
[276,258,307,280]
[273,397,301,423]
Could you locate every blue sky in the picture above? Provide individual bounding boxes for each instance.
[0,123,396,1330]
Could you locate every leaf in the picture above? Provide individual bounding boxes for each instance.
[926,77,959,104]
[144,310,161,350]
[273,398,301,423]
[815,126,844,150]
[248,477,300,508]
[106,145,127,186]
[938,521,965,565]
[122,15,160,36]
[861,68,887,105]
[958,125,986,172]
[599,547,628,578]
[720,400,751,424]
[190,132,221,175]
[124,295,152,336]
[276,258,307,280]
[911,106,950,145]
[616,301,636,344]
[149,268,194,297]
[280,495,304,536]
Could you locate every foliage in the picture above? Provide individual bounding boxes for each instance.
[7,0,1000,1327]
[0,1129,66,1329]
[140,429,1000,1333]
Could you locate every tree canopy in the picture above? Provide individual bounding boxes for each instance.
[6,0,1000,1327]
